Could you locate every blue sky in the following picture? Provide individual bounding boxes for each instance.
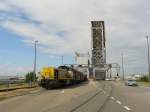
[0,28,33,66]
[0,0,150,76]
[0,27,75,75]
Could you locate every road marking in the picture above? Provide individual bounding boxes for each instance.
[140,86,150,89]
[61,90,65,93]
[144,92,150,95]
[116,100,122,105]
[29,90,40,94]
[103,91,106,94]
[124,106,131,111]
[110,96,115,100]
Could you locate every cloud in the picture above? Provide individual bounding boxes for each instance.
[0,64,33,76]
[0,0,150,75]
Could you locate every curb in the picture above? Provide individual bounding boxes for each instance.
[0,86,37,92]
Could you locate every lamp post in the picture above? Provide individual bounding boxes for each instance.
[33,40,38,83]
[61,56,64,65]
[145,36,150,81]
[122,53,125,80]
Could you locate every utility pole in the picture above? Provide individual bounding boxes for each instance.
[61,56,64,65]
[121,53,125,80]
[110,67,112,79]
[33,40,38,83]
[145,36,150,81]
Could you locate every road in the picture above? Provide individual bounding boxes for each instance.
[0,80,150,112]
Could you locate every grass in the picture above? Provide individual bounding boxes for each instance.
[137,81,150,87]
[0,96,6,101]
[0,82,29,90]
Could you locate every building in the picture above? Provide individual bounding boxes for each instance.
[75,52,90,66]
[0,76,25,83]
[91,21,106,80]
[74,52,90,78]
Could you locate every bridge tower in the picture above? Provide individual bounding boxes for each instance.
[91,21,106,80]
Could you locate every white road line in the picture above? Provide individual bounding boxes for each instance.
[61,90,65,93]
[110,96,115,100]
[116,100,122,105]
[103,91,106,94]
[140,86,150,89]
[124,106,131,111]
[144,92,150,95]
[29,90,40,94]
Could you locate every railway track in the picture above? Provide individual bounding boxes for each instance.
[70,82,113,112]
[0,85,37,92]
[97,83,113,112]
[43,81,113,112]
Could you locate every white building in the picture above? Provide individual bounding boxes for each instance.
[75,52,90,65]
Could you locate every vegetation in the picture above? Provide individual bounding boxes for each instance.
[0,83,28,89]
[25,72,36,82]
[0,72,37,90]
[139,75,149,82]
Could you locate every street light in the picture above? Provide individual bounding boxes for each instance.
[121,53,125,80]
[145,36,150,81]
[33,40,38,83]
[61,56,64,65]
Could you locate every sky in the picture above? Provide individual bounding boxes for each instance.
[0,0,150,76]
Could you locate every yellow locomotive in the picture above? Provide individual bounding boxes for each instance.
[39,66,87,89]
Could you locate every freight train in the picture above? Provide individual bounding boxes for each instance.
[39,66,87,89]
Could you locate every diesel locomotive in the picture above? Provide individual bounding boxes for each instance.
[39,66,87,89]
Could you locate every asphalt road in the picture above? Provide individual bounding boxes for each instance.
[0,80,149,112]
